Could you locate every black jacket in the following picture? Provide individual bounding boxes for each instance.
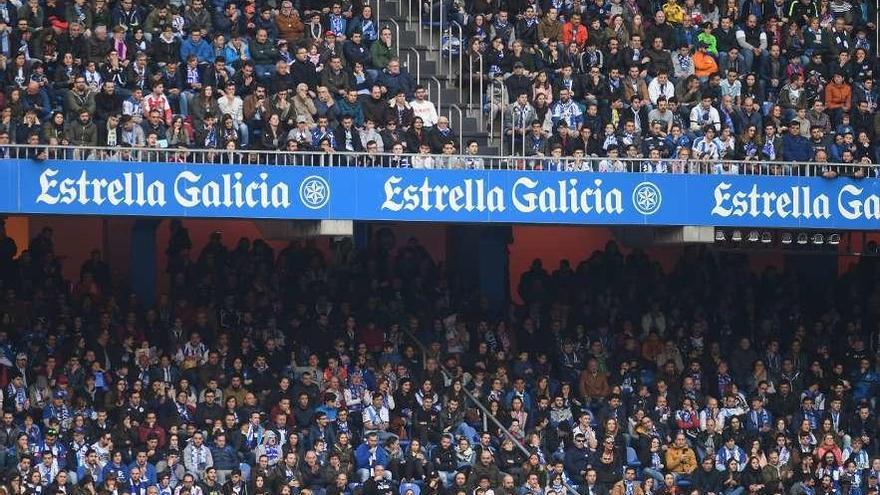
[332,125,364,152]
[692,467,724,494]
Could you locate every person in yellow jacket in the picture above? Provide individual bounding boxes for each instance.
[662,0,686,25]
[665,432,698,479]
[611,468,646,495]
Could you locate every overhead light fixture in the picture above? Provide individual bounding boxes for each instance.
[761,232,772,243]
[812,233,825,245]
[731,230,743,242]
[748,230,759,242]
[781,233,792,245]
[828,233,840,245]
[715,230,726,242]
[797,233,808,245]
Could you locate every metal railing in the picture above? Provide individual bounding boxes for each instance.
[450,21,464,103]
[374,0,382,32]
[397,326,581,495]
[437,0,445,78]
[414,0,422,44]
[404,47,421,84]
[473,53,484,129]
[488,79,507,149]
[429,75,443,116]
[447,104,464,148]
[3,145,876,178]
[426,0,435,49]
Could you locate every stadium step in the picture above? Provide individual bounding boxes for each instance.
[374,0,497,154]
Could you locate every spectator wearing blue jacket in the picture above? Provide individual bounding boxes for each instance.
[333,90,365,127]
[503,378,535,412]
[744,397,772,435]
[852,358,879,403]
[782,120,813,163]
[129,452,157,486]
[223,36,250,70]
[180,31,214,65]
[375,60,415,99]
[209,433,241,484]
[102,452,130,484]
[354,432,390,482]
[715,435,747,471]
[563,433,590,484]
[347,7,378,46]
[23,82,53,120]
[42,394,71,431]
[77,451,104,484]
[791,396,821,433]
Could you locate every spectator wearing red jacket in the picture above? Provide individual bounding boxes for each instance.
[561,14,588,48]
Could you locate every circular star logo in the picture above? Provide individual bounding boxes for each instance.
[299,175,330,210]
[632,181,662,215]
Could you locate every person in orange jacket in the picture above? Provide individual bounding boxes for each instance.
[824,71,852,125]
[561,13,589,48]
[693,42,719,80]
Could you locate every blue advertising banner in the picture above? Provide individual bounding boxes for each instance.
[3,160,880,229]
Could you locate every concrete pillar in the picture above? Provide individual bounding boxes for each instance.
[449,225,512,310]
[131,219,161,308]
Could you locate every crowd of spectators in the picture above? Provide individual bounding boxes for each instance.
[468,0,880,173]
[1,219,880,495]
[0,0,465,158]
[0,0,875,171]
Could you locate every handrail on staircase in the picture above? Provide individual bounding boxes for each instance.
[437,0,444,76]
[398,326,581,495]
[488,78,495,146]
[374,0,381,33]
[475,53,484,130]
[488,78,505,148]
[385,18,401,58]
[429,76,443,116]
[405,46,421,84]
[450,21,464,103]
[427,0,434,50]
[448,104,464,150]
[416,0,423,43]
[498,81,507,157]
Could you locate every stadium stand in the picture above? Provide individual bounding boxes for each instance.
[0,220,879,495]
[0,0,875,168]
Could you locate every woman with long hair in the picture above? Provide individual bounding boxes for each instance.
[260,113,284,151]
[220,114,241,147]
[719,0,738,19]
[531,375,552,402]
[721,459,744,495]
[509,396,529,429]
[189,85,221,129]
[741,74,764,102]
[737,124,763,172]
[641,436,667,484]
[604,15,630,46]
[250,474,269,495]
[466,16,489,48]
[741,456,767,495]
[167,116,193,147]
[6,54,30,90]
[629,14,646,41]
